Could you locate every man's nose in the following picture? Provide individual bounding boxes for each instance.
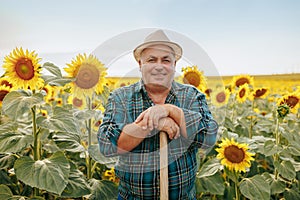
[154,64,164,71]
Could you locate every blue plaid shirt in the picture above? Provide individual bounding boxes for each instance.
[98,80,218,199]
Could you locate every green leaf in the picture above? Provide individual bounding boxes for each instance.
[224,117,235,131]
[0,154,17,169]
[14,151,70,195]
[270,179,286,194]
[37,106,80,133]
[0,170,13,185]
[2,91,44,120]
[286,145,300,156]
[197,172,225,195]
[53,131,85,152]
[0,184,13,199]
[89,179,118,200]
[0,121,18,132]
[224,167,239,183]
[239,175,270,200]
[61,162,91,198]
[42,76,73,86]
[284,187,300,200]
[0,132,33,153]
[280,125,300,148]
[88,145,117,168]
[274,160,296,180]
[290,159,300,172]
[74,109,99,121]
[264,140,281,156]
[42,62,63,77]
[197,158,222,178]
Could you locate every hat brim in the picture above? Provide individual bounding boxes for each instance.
[133,41,182,62]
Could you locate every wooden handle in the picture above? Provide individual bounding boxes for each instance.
[160,131,168,200]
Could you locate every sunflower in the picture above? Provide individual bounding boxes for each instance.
[102,167,119,183]
[105,78,118,91]
[230,74,254,89]
[64,54,107,98]
[251,87,269,100]
[277,104,290,118]
[2,47,44,90]
[277,92,300,114]
[216,138,255,173]
[181,66,207,92]
[55,97,63,107]
[236,84,250,103]
[41,84,55,103]
[67,95,86,109]
[211,88,230,107]
[39,109,48,117]
[0,85,11,107]
[0,76,13,88]
[204,88,212,99]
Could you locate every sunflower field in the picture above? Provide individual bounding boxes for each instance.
[0,48,299,200]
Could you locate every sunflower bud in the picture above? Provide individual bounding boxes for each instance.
[277,104,290,119]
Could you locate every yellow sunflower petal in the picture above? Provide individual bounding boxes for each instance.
[64,53,107,98]
[216,138,255,173]
[2,47,44,90]
[231,74,254,90]
[181,65,207,92]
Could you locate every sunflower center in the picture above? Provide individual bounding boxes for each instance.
[183,72,200,87]
[239,88,246,98]
[216,92,226,103]
[0,90,9,101]
[205,89,212,97]
[224,145,245,163]
[254,88,267,98]
[73,97,83,107]
[235,78,249,87]
[0,80,13,88]
[15,58,35,80]
[285,96,299,108]
[75,64,100,89]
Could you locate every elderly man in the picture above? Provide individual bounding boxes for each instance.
[98,29,218,199]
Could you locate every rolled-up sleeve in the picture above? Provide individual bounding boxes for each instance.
[182,89,218,150]
[97,92,127,157]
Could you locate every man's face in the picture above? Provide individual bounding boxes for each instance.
[139,44,176,89]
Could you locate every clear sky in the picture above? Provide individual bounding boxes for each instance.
[1,0,300,76]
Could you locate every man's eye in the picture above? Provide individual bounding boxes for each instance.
[163,59,170,63]
[148,59,155,62]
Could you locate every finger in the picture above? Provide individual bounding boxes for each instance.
[141,111,150,130]
[135,110,146,123]
[168,127,175,139]
[153,115,159,129]
[148,117,154,130]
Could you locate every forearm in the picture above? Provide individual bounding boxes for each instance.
[164,104,187,138]
[117,122,150,154]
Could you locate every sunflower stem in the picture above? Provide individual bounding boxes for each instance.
[86,96,93,179]
[274,117,280,180]
[234,171,240,200]
[231,102,235,122]
[249,100,255,139]
[32,105,40,196]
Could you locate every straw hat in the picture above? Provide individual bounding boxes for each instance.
[133,29,182,62]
